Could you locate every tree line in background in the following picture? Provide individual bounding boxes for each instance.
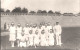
[0,7,80,15]
[0,7,28,13]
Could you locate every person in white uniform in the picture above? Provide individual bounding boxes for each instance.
[44,23,53,46]
[48,29,54,46]
[44,23,49,46]
[9,22,16,47]
[41,24,45,30]
[37,25,42,46]
[54,22,62,46]
[40,29,46,46]
[29,25,34,46]
[32,24,37,34]
[19,32,27,47]
[23,24,29,47]
[16,24,22,47]
[32,24,38,45]
[34,29,40,48]
[47,22,53,33]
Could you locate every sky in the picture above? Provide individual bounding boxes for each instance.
[1,0,80,13]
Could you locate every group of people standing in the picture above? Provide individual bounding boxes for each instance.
[8,22,62,48]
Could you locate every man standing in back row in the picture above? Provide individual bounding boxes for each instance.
[54,22,62,46]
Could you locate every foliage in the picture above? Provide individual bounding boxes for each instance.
[6,9,10,12]
[29,11,36,14]
[48,10,54,14]
[12,7,22,13]
[22,8,28,13]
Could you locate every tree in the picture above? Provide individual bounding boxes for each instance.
[48,10,53,14]
[0,8,4,12]
[41,10,47,14]
[29,11,36,14]
[22,8,28,13]
[12,7,22,13]
[6,9,10,12]
[37,10,47,15]
[37,10,42,14]
[55,11,61,15]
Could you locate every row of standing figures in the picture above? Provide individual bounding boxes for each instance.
[4,22,62,48]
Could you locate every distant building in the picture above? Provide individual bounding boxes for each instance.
[63,13,74,16]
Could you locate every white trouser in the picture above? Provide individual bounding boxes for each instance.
[56,33,61,46]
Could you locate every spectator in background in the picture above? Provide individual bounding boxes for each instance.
[7,24,10,31]
[4,22,6,31]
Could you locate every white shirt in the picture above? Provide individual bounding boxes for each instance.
[9,26,16,34]
[16,27,22,33]
[20,35,26,42]
[29,27,32,31]
[44,27,49,39]
[37,28,42,36]
[29,34,34,40]
[41,26,45,30]
[23,27,29,34]
[41,34,46,41]
[32,27,37,34]
[54,25,62,34]
[34,34,39,40]
[49,33,54,39]
[47,25,52,32]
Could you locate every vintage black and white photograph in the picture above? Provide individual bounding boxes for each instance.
[1,0,80,50]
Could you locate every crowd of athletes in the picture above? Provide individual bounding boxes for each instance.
[6,22,62,48]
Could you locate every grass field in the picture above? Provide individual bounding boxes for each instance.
[1,15,80,28]
[1,27,80,50]
[1,15,80,50]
